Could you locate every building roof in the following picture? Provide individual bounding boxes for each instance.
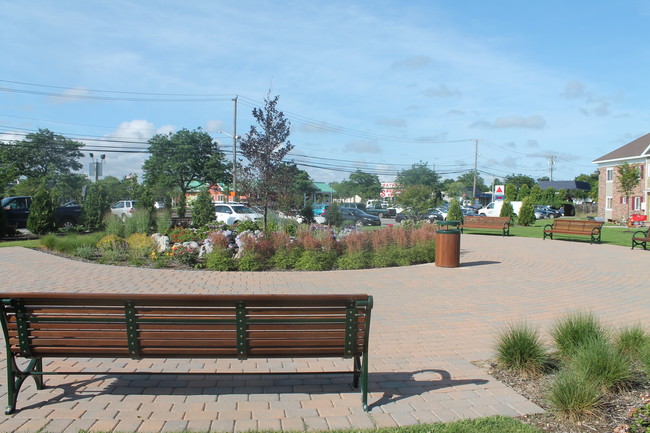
[538,181,591,191]
[312,182,336,194]
[593,133,650,163]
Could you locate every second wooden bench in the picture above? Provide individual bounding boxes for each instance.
[460,216,510,236]
[543,219,603,244]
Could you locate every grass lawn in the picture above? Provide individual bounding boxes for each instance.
[0,238,40,248]
[463,218,645,248]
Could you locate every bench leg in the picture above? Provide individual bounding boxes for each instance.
[5,357,41,415]
[360,351,369,411]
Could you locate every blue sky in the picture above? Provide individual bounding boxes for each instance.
[2,1,650,186]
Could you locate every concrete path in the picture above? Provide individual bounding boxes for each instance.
[0,232,648,432]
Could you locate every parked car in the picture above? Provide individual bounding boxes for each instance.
[395,208,443,224]
[111,200,137,222]
[534,205,560,219]
[214,203,263,225]
[154,201,165,209]
[311,203,328,216]
[339,207,381,226]
[1,196,82,230]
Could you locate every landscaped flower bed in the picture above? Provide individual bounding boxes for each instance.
[40,221,438,271]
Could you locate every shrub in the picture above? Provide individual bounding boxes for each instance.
[340,230,370,253]
[126,233,154,258]
[517,197,536,227]
[74,245,96,260]
[495,322,548,376]
[549,370,604,421]
[83,183,111,232]
[167,227,200,243]
[325,202,343,227]
[40,234,58,250]
[299,203,315,225]
[104,213,124,237]
[99,248,125,263]
[191,188,215,227]
[336,251,369,270]
[237,252,267,271]
[96,234,127,252]
[124,209,151,236]
[169,244,200,266]
[204,249,236,271]
[500,200,516,224]
[269,247,303,270]
[370,245,401,268]
[27,186,56,234]
[236,220,261,233]
[550,311,608,360]
[568,337,633,391]
[446,198,463,222]
[294,250,337,271]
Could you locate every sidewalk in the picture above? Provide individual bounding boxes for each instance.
[0,235,648,432]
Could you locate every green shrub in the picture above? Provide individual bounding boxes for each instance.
[27,186,56,234]
[96,234,127,252]
[370,245,401,268]
[40,234,58,250]
[191,188,215,227]
[236,220,261,233]
[495,322,548,376]
[237,252,267,271]
[83,183,111,232]
[98,248,125,263]
[336,251,369,270]
[74,245,96,260]
[124,209,151,236]
[204,249,236,271]
[550,311,608,360]
[294,250,337,271]
[517,197,536,226]
[126,233,154,259]
[269,248,302,270]
[549,370,603,421]
[446,198,463,222]
[568,337,633,391]
[615,324,649,360]
[103,213,124,237]
[299,203,315,225]
[500,200,516,224]
[325,202,343,227]
[405,243,435,264]
[169,244,199,266]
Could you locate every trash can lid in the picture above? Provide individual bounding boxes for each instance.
[436,229,461,234]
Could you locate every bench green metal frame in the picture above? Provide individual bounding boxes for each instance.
[632,228,650,250]
[0,293,373,414]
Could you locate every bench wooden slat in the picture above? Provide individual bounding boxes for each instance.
[460,216,510,236]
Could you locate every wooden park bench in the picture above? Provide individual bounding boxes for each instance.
[543,219,604,244]
[171,216,192,228]
[631,228,650,250]
[0,293,374,414]
[460,216,510,236]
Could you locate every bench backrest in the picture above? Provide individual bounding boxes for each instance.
[0,293,373,361]
[551,219,603,232]
[464,216,509,226]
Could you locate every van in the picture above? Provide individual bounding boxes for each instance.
[478,201,522,217]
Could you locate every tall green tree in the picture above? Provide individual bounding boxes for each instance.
[191,188,215,227]
[504,173,535,189]
[395,184,439,221]
[4,129,83,179]
[337,170,381,202]
[529,184,542,203]
[396,161,440,188]
[456,170,488,193]
[517,184,531,201]
[143,128,229,218]
[575,170,599,201]
[273,163,315,211]
[505,184,518,201]
[83,182,111,232]
[27,185,56,234]
[517,197,536,226]
[239,95,293,230]
[616,162,641,220]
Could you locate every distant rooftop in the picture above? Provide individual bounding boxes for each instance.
[593,133,650,163]
[538,181,590,191]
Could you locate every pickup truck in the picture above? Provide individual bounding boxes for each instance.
[364,204,396,218]
[1,196,83,230]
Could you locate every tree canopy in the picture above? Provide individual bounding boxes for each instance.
[616,162,641,219]
[143,128,229,217]
[335,170,381,202]
[396,161,440,189]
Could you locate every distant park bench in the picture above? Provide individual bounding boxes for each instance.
[460,216,510,236]
[543,219,603,244]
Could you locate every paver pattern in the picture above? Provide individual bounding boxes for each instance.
[0,231,648,432]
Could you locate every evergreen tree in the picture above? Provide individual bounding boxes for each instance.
[500,200,516,224]
[299,203,315,225]
[83,182,111,232]
[191,188,215,227]
[518,184,531,201]
[27,186,57,234]
[446,198,463,222]
[517,197,536,226]
[325,202,343,227]
[505,184,518,201]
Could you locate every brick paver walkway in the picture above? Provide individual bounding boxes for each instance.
[0,231,648,432]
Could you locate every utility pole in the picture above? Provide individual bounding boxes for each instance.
[472,139,478,201]
[232,95,238,199]
[548,155,556,181]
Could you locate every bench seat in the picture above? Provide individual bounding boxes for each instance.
[460,216,510,236]
[632,229,650,250]
[0,293,373,413]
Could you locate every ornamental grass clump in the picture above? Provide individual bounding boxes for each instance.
[103,213,125,237]
[615,325,649,360]
[550,311,608,361]
[568,337,633,391]
[124,209,151,236]
[495,322,548,376]
[549,370,604,421]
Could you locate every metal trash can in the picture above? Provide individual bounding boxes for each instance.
[435,229,461,268]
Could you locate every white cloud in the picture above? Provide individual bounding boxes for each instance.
[344,140,383,154]
[47,87,91,105]
[471,116,546,129]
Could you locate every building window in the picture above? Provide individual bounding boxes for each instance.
[633,196,642,211]
[606,168,614,182]
[621,197,628,205]
[606,197,613,210]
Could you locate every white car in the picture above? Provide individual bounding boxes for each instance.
[214,203,263,225]
[111,200,136,222]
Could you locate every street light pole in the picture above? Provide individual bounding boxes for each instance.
[232,95,238,197]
